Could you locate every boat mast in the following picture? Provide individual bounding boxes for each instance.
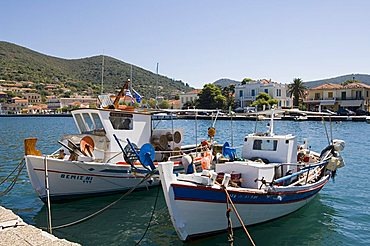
[269,108,275,136]
[101,54,105,94]
[130,64,133,92]
[155,62,159,105]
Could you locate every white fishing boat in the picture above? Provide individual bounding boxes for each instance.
[158,110,345,241]
[24,81,209,202]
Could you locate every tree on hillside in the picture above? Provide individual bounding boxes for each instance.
[341,79,361,86]
[196,84,226,109]
[288,78,306,107]
[251,92,278,110]
[241,78,253,85]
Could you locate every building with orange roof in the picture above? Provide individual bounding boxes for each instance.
[168,99,181,109]
[0,91,8,99]
[25,93,42,104]
[179,89,201,109]
[304,82,370,112]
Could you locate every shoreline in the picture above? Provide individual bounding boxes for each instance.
[0,113,367,122]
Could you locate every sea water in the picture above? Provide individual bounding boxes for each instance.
[0,116,369,245]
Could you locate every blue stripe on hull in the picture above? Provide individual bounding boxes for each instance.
[172,178,328,205]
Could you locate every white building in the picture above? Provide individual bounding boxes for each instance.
[179,89,201,109]
[235,79,292,109]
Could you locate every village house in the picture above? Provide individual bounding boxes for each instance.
[0,91,8,100]
[46,96,61,110]
[60,96,98,108]
[25,93,42,104]
[304,82,370,112]
[179,89,201,109]
[235,79,292,109]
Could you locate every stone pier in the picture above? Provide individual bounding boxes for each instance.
[0,206,80,245]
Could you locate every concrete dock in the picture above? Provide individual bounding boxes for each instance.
[0,206,79,246]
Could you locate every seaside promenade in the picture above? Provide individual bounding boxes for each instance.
[0,206,79,245]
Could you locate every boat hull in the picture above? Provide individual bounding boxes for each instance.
[158,163,329,241]
[25,155,160,201]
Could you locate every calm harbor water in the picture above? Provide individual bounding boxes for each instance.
[0,116,369,245]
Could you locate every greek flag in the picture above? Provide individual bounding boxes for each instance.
[132,89,142,103]
[125,89,135,103]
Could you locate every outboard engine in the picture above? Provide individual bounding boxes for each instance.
[322,139,345,178]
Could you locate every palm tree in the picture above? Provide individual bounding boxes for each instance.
[288,78,306,107]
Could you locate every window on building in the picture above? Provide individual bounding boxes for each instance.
[264,89,268,94]
[355,91,362,99]
[328,92,333,98]
[315,93,320,100]
[109,112,133,130]
[253,139,278,151]
[341,91,346,100]
[276,89,281,97]
[239,90,243,98]
[251,89,255,96]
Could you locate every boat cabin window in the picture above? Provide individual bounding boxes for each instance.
[109,112,133,130]
[253,139,278,151]
[91,113,104,130]
[75,114,87,133]
[82,113,94,131]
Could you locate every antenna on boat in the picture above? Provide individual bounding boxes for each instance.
[130,64,133,92]
[321,117,331,145]
[229,106,234,146]
[269,108,275,136]
[101,54,105,94]
[155,62,159,106]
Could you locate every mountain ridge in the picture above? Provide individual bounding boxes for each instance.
[212,74,370,88]
[0,41,192,98]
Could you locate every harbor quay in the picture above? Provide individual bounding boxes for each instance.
[0,206,79,246]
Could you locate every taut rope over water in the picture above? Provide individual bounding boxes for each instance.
[44,170,157,230]
[0,158,25,196]
[222,187,256,246]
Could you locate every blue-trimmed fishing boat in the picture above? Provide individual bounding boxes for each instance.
[158,111,346,241]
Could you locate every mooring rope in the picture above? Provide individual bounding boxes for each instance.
[0,158,25,196]
[222,187,256,246]
[0,158,25,186]
[45,169,157,230]
[226,192,234,245]
[135,185,161,245]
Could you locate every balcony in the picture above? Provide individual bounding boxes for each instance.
[304,98,336,105]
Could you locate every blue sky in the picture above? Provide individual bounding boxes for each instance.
[1,0,370,88]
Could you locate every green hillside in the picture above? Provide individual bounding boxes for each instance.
[0,41,191,98]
